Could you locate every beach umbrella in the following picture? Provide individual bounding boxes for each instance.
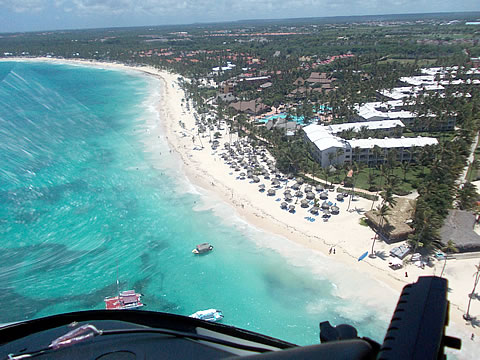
[295,191,303,198]
[321,201,330,210]
[305,185,313,192]
[284,189,291,195]
[281,202,288,209]
[235,167,241,171]
[240,172,246,177]
[336,194,345,201]
[320,192,328,200]
[306,192,315,200]
[292,183,300,190]
[301,199,309,208]
[267,189,276,196]
[285,193,293,201]
[288,205,296,213]
[331,205,340,214]
[322,210,331,218]
[297,178,304,185]
[253,176,260,183]
[287,173,295,179]
[315,184,323,192]
[310,206,319,214]
[272,179,281,188]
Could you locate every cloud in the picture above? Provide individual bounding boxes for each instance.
[0,0,45,13]
[1,0,479,19]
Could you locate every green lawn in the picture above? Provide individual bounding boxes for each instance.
[316,164,429,195]
[353,166,428,195]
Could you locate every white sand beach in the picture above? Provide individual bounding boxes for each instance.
[2,57,479,356]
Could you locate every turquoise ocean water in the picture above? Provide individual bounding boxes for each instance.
[0,61,395,345]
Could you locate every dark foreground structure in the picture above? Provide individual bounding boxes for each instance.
[0,277,461,359]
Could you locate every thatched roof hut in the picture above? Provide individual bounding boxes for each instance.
[439,210,480,253]
[365,198,415,242]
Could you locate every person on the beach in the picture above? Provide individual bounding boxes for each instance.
[405,272,408,277]
[329,248,332,255]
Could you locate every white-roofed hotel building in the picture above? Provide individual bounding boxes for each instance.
[303,124,438,168]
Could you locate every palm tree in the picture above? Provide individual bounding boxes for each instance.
[439,240,459,277]
[335,148,344,166]
[464,261,480,321]
[371,203,390,257]
[322,166,331,188]
[400,161,410,182]
[457,182,478,211]
[347,162,362,211]
[328,151,336,167]
[197,129,204,149]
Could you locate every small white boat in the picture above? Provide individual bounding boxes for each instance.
[189,309,224,322]
[192,243,213,254]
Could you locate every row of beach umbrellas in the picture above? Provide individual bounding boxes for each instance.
[218,136,346,217]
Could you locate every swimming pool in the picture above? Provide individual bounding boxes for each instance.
[257,106,331,125]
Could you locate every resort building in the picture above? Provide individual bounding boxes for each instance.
[303,125,347,167]
[329,119,405,135]
[303,124,438,168]
[229,99,270,115]
[354,101,455,131]
[345,136,438,165]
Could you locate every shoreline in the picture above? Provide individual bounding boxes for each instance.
[2,57,478,355]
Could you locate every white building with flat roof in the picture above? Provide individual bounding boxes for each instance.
[355,100,453,131]
[328,119,404,134]
[303,124,438,168]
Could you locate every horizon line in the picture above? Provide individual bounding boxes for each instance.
[1,10,480,36]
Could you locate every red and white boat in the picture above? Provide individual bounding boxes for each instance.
[104,290,144,310]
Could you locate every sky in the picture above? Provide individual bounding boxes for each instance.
[0,0,479,33]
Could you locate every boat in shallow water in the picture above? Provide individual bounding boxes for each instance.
[104,290,144,310]
[192,243,214,254]
[189,309,224,322]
